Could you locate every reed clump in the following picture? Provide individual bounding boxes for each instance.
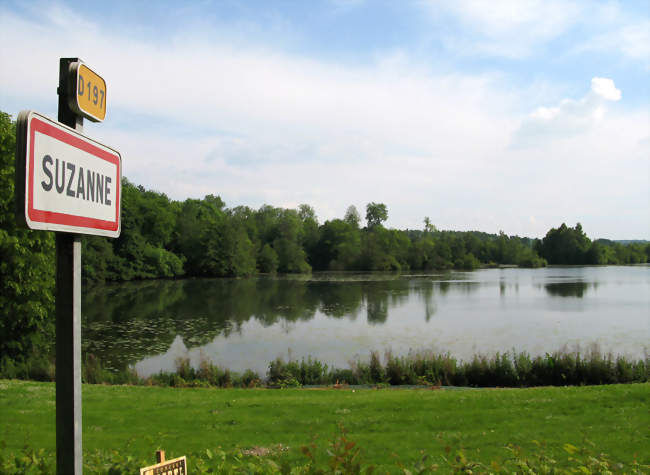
[265,346,648,388]
[2,346,646,389]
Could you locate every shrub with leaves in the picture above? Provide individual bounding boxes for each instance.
[0,112,55,366]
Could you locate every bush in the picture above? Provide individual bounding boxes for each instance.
[385,351,416,385]
[267,357,302,388]
[0,110,56,363]
[298,356,329,385]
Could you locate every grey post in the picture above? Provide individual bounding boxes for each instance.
[56,57,83,475]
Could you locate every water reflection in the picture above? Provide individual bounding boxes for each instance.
[544,282,595,298]
[82,273,472,370]
[82,266,650,374]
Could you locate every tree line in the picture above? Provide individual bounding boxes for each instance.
[80,181,648,281]
[81,185,554,282]
[1,110,649,365]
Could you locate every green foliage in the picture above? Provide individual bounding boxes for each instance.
[360,227,404,271]
[142,244,185,278]
[1,425,648,474]
[458,252,480,270]
[145,357,262,388]
[0,353,54,381]
[538,223,594,265]
[258,243,279,273]
[365,202,388,229]
[592,238,649,264]
[344,205,361,228]
[0,112,55,362]
[298,204,320,264]
[268,357,332,387]
[273,209,312,273]
[314,219,361,270]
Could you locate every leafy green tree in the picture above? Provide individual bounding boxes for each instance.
[592,240,650,264]
[386,229,411,270]
[365,202,388,229]
[314,219,361,270]
[298,204,319,266]
[539,223,592,264]
[344,205,361,228]
[273,209,311,273]
[175,205,255,278]
[110,179,149,279]
[463,233,482,258]
[258,243,279,273]
[459,252,480,270]
[142,244,185,277]
[360,227,402,271]
[255,205,282,245]
[408,235,436,270]
[423,216,436,233]
[517,246,547,268]
[585,241,607,265]
[173,195,225,276]
[82,235,117,281]
[139,188,177,248]
[0,112,55,361]
[432,239,453,269]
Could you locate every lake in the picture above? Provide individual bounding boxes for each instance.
[82,265,649,377]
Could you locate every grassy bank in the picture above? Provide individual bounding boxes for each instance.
[1,380,648,472]
[3,346,647,389]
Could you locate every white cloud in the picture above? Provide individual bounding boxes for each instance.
[1,4,648,238]
[513,77,622,146]
[591,77,621,101]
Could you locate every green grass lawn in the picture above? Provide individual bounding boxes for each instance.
[1,380,648,472]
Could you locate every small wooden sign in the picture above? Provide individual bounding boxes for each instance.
[140,453,187,475]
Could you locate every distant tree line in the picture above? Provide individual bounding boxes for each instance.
[80,183,553,282]
[534,222,649,265]
[79,182,648,282]
[1,110,649,366]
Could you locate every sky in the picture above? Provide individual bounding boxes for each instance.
[1,0,648,239]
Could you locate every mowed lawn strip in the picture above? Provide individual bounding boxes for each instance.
[0,381,648,469]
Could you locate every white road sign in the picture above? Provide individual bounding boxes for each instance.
[15,110,121,237]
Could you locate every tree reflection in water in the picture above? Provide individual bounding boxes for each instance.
[83,274,466,371]
[544,282,595,298]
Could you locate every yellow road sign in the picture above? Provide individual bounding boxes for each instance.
[69,62,106,122]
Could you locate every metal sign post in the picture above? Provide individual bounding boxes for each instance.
[15,57,120,475]
[56,57,84,475]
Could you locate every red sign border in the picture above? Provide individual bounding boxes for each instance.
[26,115,120,233]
